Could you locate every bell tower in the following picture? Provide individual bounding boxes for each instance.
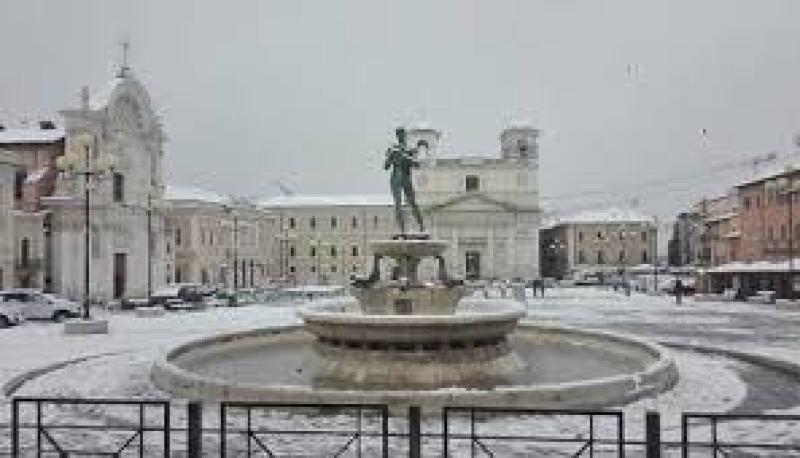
[500,125,539,160]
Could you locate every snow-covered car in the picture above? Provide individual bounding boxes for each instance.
[0,290,80,322]
[0,301,25,328]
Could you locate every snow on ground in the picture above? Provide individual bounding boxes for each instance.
[1,287,800,454]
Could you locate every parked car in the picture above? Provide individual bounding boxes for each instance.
[0,300,25,327]
[150,284,204,309]
[0,290,81,322]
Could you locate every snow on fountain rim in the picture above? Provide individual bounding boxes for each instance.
[152,322,678,411]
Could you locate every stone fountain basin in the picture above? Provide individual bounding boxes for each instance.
[152,322,678,412]
[301,309,524,344]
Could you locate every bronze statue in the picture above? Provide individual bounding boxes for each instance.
[384,127,425,233]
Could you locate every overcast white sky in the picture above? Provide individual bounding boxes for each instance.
[2,0,800,218]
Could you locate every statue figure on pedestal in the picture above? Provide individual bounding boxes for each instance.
[384,127,425,234]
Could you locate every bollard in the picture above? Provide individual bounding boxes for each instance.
[645,411,661,458]
[187,401,203,457]
[408,405,421,458]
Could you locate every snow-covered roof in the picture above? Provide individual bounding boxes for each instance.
[259,194,393,208]
[556,207,655,225]
[165,184,229,205]
[0,117,65,144]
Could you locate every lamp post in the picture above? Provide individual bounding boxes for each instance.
[56,132,117,319]
[139,184,168,303]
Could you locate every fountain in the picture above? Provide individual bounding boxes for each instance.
[152,127,677,411]
[303,234,524,389]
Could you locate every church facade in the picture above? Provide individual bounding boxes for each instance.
[42,69,168,302]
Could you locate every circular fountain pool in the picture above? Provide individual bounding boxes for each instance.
[152,316,677,411]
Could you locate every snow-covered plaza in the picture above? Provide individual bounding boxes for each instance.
[0,287,799,455]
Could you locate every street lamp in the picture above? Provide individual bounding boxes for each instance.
[55,131,117,319]
[126,181,169,303]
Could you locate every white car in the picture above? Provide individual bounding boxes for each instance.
[0,290,81,322]
[0,301,25,328]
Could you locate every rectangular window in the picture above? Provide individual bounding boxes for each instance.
[465,175,480,192]
[330,246,337,257]
[352,216,358,229]
[641,231,647,242]
[310,217,316,230]
[743,197,751,210]
[289,246,296,257]
[351,245,359,256]
[175,228,182,246]
[331,217,338,229]
[289,218,296,229]
[112,173,124,203]
[14,171,25,201]
[310,246,316,257]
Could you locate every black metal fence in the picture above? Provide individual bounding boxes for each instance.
[442,406,625,457]
[219,401,389,457]
[11,397,170,457]
[681,412,800,457]
[4,397,800,457]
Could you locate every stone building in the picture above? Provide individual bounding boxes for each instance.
[0,118,64,290]
[698,194,740,266]
[259,195,395,286]
[540,208,657,280]
[40,67,168,302]
[165,186,272,289]
[260,124,542,284]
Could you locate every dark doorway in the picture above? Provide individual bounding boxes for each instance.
[466,251,481,280]
[113,253,126,299]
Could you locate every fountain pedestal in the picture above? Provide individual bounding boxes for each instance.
[302,233,525,389]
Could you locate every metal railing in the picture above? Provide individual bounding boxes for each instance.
[11,397,170,457]
[681,412,800,457]
[219,401,390,458]
[442,406,626,457]
[6,398,800,457]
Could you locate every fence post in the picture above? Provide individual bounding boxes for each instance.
[409,405,421,458]
[645,411,661,458]
[11,398,19,457]
[187,401,203,457]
